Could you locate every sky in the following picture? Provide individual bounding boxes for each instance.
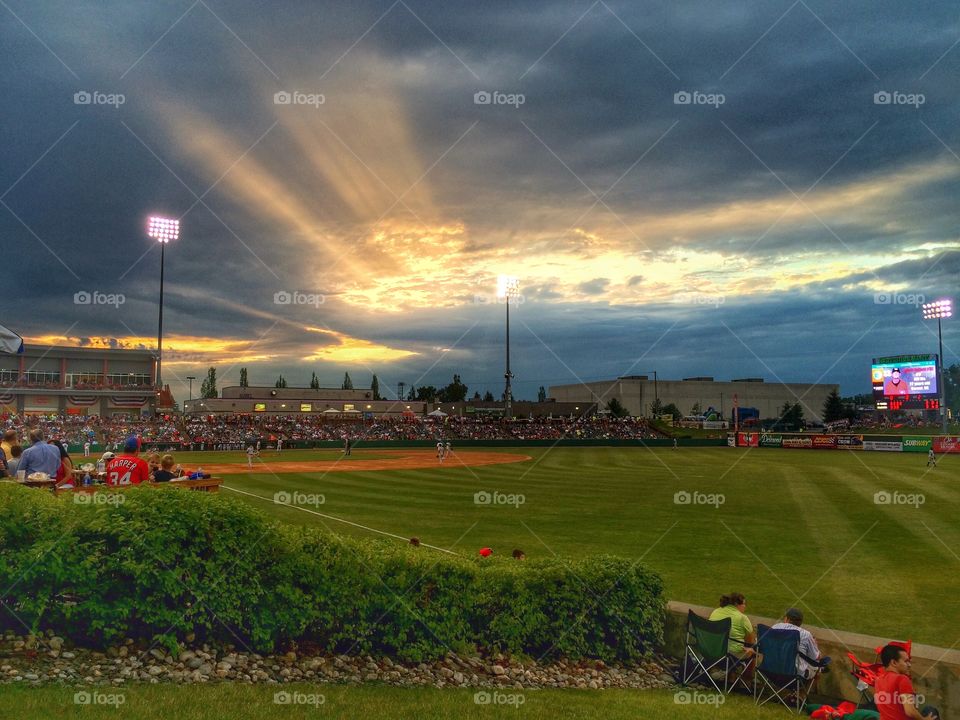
[3,0,959,404]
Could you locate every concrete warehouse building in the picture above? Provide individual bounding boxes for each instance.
[548,375,839,423]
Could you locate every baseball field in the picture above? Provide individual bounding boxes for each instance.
[172,444,953,645]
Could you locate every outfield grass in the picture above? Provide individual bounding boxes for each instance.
[203,446,956,646]
[1,684,786,719]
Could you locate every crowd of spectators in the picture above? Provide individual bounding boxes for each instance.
[0,412,666,450]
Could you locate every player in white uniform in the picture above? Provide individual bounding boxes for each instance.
[247,445,255,468]
[83,441,91,457]
[927,448,937,467]
[276,438,283,454]
[445,440,452,458]
[436,441,444,463]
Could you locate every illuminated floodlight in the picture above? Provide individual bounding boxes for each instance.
[147,216,180,243]
[496,274,520,298]
[922,298,953,320]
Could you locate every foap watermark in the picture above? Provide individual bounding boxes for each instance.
[675,292,725,308]
[274,90,325,108]
[674,90,725,108]
[674,690,725,706]
[874,90,925,108]
[873,291,925,307]
[274,290,325,307]
[74,290,125,308]
[74,492,125,506]
[474,90,525,108]
[74,691,126,706]
[74,90,125,108]
[874,491,925,508]
[273,691,325,706]
[474,490,525,508]
[474,690,526,707]
[875,691,925,705]
[674,490,725,508]
[473,292,526,306]
[273,490,325,508]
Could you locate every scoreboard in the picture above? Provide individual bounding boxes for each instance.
[872,354,940,410]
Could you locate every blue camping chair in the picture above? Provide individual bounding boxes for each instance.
[754,624,828,713]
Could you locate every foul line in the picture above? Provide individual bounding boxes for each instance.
[220,484,460,556]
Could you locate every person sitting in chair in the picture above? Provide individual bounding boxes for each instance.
[709,592,756,659]
[771,607,829,679]
[875,644,936,719]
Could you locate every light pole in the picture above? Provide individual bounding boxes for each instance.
[186,376,196,402]
[497,275,520,420]
[147,216,180,390]
[922,298,953,434]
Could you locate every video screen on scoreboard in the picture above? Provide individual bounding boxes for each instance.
[871,354,939,409]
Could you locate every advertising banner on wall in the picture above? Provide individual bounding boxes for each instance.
[863,440,903,452]
[901,437,932,453]
[933,436,960,454]
[782,436,814,449]
[760,433,782,447]
[835,435,864,448]
[737,432,759,447]
[812,435,837,449]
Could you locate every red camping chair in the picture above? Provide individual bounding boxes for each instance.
[847,639,911,708]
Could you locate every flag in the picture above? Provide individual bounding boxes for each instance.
[0,325,24,355]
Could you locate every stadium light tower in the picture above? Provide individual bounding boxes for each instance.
[922,298,953,434]
[497,275,521,420]
[147,216,180,390]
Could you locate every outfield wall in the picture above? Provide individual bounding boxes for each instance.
[665,601,960,714]
[732,431,960,453]
[116,438,728,453]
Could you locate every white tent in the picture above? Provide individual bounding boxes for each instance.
[0,324,23,355]
[427,408,447,417]
[322,408,340,414]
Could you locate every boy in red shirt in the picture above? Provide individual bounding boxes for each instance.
[106,437,150,486]
[875,644,933,720]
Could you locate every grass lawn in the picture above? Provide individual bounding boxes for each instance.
[203,446,956,645]
[1,684,788,719]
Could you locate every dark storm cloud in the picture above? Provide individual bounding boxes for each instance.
[3,0,960,402]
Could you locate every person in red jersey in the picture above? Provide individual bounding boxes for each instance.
[875,644,935,720]
[105,436,150,486]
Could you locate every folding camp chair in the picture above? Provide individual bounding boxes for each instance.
[679,610,753,694]
[754,624,829,714]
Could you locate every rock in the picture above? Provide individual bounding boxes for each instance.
[492,665,506,676]
[48,637,64,651]
[148,665,164,676]
[197,663,213,676]
[117,646,128,658]
[61,651,76,659]
[187,658,203,670]
[149,649,166,662]
[24,673,39,680]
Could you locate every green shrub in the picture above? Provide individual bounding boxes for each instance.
[0,485,663,661]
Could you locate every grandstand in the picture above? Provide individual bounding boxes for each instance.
[0,345,158,416]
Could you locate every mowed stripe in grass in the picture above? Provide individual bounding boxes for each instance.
[217,447,958,644]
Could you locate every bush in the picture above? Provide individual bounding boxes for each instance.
[0,485,664,661]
